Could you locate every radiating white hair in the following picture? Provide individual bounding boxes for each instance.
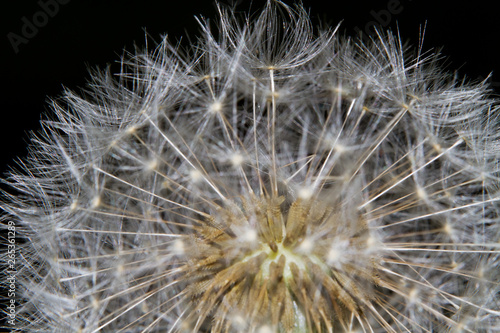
[1,1,500,332]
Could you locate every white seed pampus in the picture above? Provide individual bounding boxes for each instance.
[1,1,500,332]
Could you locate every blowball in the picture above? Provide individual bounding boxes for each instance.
[2,1,500,332]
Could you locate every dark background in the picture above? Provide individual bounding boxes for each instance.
[1,0,498,179]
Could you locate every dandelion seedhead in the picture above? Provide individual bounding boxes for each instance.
[2,1,500,332]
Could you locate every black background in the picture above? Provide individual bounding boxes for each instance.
[1,0,498,180]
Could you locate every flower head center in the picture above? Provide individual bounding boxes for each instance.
[178,194,380,330]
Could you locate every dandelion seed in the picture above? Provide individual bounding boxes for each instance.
[189,169,204,183]
[145,159,159,172]
[229,152,245,168]
[90,195,101,209]
[1,1,500,332]
[297,186,314,200]
[209,101,223,114]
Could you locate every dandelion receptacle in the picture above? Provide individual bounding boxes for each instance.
[1,1,499,332]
